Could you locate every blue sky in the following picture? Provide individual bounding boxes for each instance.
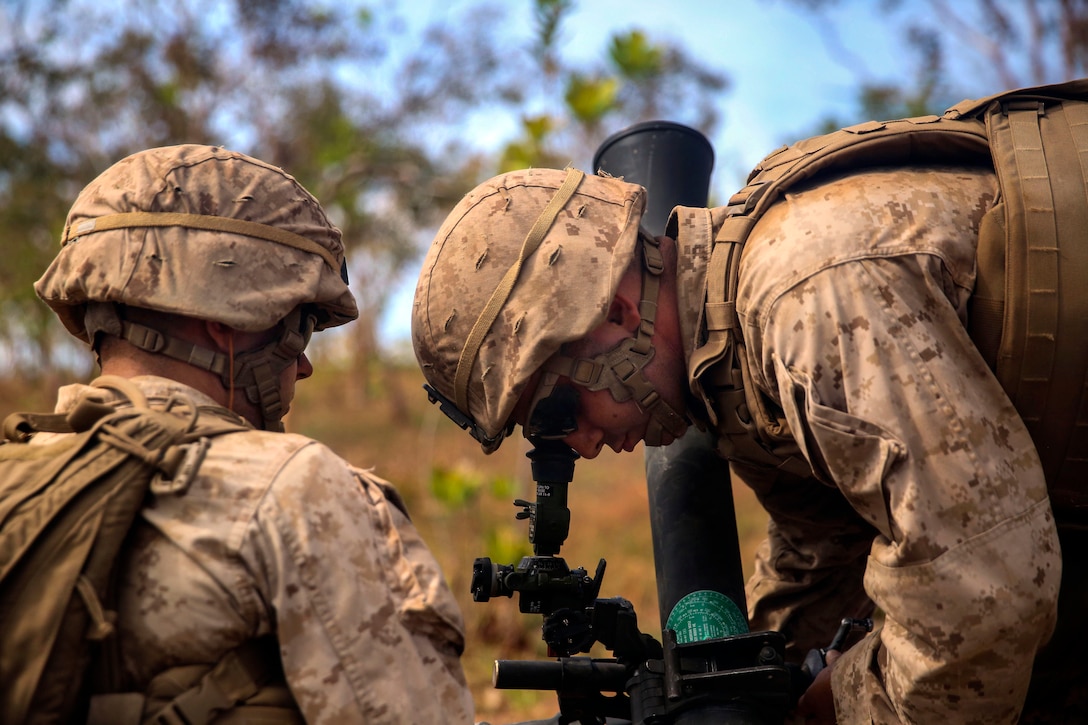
[398,0,1026,188]
[377,0,1033,347]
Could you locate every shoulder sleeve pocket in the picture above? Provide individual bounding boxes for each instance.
[775,358,905,539]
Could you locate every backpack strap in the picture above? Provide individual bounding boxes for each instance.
[2,412,73,441]
[968,85,1088,512]
[952,79,1088,376]
[943,77,1088,121]
[148,636,292,725]
[86,636,301,725]
[0,377,256,724]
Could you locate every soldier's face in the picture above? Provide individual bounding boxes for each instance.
[278,352,313,414]
[514,333,684,460]
[225,323,313,422]
[558,384,652,458]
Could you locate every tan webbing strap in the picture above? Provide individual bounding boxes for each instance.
[692,116,987,384]
[2,412,72,442]
[453,167,585,412]
[685,198,810,475]
[987,95,1088,497]
[119,320,229,376]
[967,200,1006,367]
[994,101,1059,423]
[688,215,750,381]
[151,637,280,725]
[636,232,665,356]
[87,638,288,725]
[983,90,1088,500]
[945,78,1088,121]
[62,212,341,271]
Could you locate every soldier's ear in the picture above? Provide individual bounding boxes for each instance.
[204,320,236,353]
[606,290,641,332]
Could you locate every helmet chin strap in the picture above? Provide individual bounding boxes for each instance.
[534,234,689,445]
[226,307,315,431]
[85,303,314,432]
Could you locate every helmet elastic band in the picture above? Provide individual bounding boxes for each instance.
[453,167,586,413]
[64,211,344,278]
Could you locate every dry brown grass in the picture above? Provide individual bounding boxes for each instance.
[3,363,770,723]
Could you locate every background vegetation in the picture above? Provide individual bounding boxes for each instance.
[2,0,1086,721]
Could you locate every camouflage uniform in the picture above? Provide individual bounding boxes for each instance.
[674,165,1063,723]
[34,375,473,724]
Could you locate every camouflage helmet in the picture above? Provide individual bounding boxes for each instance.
[35,144,358,341]
[412,167,646,452]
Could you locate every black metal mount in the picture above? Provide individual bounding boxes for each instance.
[470,437,795,724]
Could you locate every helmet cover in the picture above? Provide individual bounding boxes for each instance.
[35,144,358,341]
[412,167,646,451]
